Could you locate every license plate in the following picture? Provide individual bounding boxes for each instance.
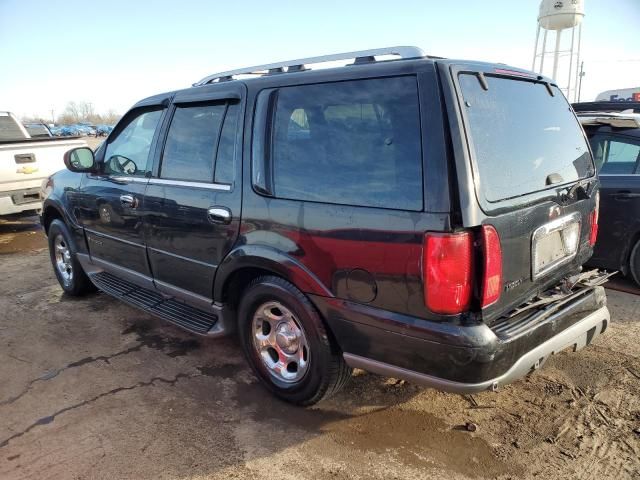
[532,212,581,279]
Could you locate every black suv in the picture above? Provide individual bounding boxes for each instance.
[42,47,609,405]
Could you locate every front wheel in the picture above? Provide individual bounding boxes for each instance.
[238,276,352,405]
[48,219,96,296]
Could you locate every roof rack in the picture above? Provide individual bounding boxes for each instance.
[193,46,425,86]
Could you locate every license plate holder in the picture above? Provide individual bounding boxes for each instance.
[532,212,582,279]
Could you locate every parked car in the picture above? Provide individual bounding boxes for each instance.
[49,126,64,136]
[60,125,80,136]
[23,122,53,138]
[0,111,86,216]
[41,47,609,405]
[576,108,640,284]
[96,124,113,136]
[574,101,640,115]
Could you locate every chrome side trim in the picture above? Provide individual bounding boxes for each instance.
[344,305,610,394]
[147,178,231,191]
[111,176,148,184]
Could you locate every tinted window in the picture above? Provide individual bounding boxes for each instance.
[589,135,640,174]
[215,103,239,184]
[25,124,51,138]
[459,74,593,202]
[161,104,225,182]
[104,109,162,176]
[271,77,423,210]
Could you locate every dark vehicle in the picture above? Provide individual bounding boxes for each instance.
[42,47,609,405]
[23,122,53,138]
[576,109,640,284]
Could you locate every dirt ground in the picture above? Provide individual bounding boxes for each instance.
[0,214,639,480]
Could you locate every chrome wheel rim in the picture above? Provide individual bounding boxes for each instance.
[252,301,309,384]
[53,234,73,286]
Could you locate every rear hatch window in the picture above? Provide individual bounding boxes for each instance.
[458,74,593,203]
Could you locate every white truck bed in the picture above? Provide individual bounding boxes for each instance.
[0,138,86,215]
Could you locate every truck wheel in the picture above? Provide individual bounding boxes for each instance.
[629,239,640,287]
[48,219,96,296]
[238,276,352,405]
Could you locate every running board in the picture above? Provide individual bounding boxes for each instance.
[90,271,224,336]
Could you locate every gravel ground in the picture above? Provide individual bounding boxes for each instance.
[1,215,639,480]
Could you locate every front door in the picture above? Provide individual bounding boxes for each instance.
[77,107,165,286]
[143,88,243,306]
[589,133,640,269]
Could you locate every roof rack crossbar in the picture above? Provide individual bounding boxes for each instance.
[193,46,425,86]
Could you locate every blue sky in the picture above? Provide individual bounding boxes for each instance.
[1,0,638,120]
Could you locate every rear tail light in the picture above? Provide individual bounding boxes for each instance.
[480,225,502,308]
[589,191,600,246]
[424,232,474,314]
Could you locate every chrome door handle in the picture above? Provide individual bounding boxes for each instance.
[120,194,137,208]
[207,206,232,224]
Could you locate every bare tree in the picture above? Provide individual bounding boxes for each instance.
[54,101,121,125]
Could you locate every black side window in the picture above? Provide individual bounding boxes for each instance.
[161,104,225,182]
[104,109,163,176]
[215,103,239,184]
[270,76,423,210]
[589,134,640,174]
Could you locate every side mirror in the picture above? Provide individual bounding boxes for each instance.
[64,147,96,173]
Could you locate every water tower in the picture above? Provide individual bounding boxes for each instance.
[532,0,585,101]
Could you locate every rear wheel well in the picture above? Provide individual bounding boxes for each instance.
[221,267,285,311]
[42,206,64,235]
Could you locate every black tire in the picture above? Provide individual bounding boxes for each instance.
[238,275,352,405]
[48,219,96,296]
[629,239,640,287]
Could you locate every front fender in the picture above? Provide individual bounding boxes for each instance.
[213,244,333,302]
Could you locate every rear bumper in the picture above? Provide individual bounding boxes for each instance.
[0,187,42,215]
[311,285,609,393]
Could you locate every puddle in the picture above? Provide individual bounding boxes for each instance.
[121,321,202,357]
[0,215,47,254]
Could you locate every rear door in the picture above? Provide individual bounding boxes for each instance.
[77,107,165,286]
[446,64,598,321]
[588,133,640,269]
[143,85,243,306]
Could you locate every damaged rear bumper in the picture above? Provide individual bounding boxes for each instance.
[312,275,610,394]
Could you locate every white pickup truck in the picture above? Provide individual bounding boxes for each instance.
[0,111,86,216]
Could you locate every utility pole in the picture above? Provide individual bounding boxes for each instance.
[50,109,55,125]
[577,61,585,102]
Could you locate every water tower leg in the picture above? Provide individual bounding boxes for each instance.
[552,29,562,81]
[575,23,583,101]
[532,25,541,71]
[540,28,548,74]
[567,26,576,101]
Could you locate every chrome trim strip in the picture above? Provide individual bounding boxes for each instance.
[531,212,582,280]
[111,176,148,184]
[343,306,609,394]
[147,178,231,191]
